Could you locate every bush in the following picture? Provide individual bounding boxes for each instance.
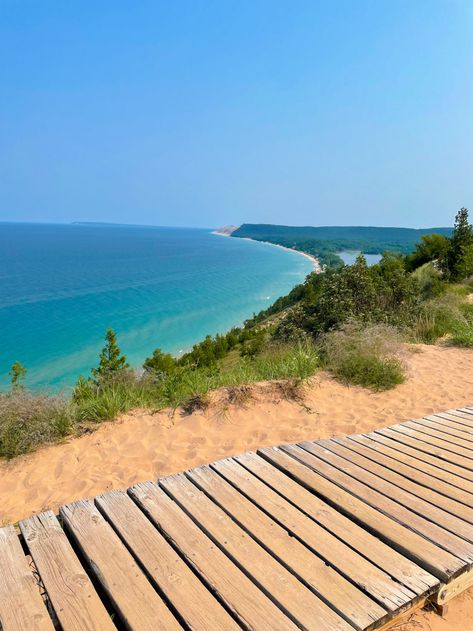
[321,322,406,391]
[411,289,469,344]
[411,262,445,299]
[0,390,72,458]
[72,372,157,422]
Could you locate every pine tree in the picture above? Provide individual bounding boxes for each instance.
[448,207,473,279]
[92,328,129,383]
[9,361,27,389]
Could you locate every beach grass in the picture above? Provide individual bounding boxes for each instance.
[321,322,406,391]
[0,341,319,458]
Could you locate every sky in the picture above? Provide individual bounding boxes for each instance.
[1,1,472,228]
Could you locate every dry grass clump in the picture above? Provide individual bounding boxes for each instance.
[226,384,253,407]
[181,392,211,415]
[270,379,305,402]
[0,390,72,459]
[321,322,406,391]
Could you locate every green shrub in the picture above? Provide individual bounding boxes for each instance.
[0,390,72,458]
[72,374,156,423]
[450,325,473,348]
[411,290,467,343]
[321,322,406,391]
[411,262,445,299]
[449,302,473,348]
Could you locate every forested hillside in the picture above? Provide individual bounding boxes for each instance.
[233,223,453,267]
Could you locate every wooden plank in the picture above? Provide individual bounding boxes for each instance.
[346,434,473,509]
[435,409,473,422]
[319,438,473,527]
[375,427,473,479]
[95,489,239,631]
[426,414,473,436]
[60,499,180,631]
[258,445,463,581]
[295,441,473,561]
[416,417,473,443]
[209,457,423,612]
[129,480,300,631]
[233,452,438,597]
[19,511,115,631]
[442,409,473,425]
[435,565,473,605]
[455,408,473,419]
[431,411,473,432]
[375,598,428,631]
[188,463,390,630]
[405,420,473,450]
[391,424,473,464]
[0,525,54,631]
[160,472,351,631]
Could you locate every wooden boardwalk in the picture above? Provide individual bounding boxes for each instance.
[3,407,473,630]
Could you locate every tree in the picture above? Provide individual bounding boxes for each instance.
[9,361,27,389]
[143,348,175,377]
[405,234,450,271]
[91,328,129,383]
[447,207,473,279]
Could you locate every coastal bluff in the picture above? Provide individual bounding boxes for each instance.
[212,225,239,236]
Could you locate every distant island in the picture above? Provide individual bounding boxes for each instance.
[216,223,453,268]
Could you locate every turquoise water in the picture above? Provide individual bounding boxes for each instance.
[337,251,382,266]
[0,223,313,390]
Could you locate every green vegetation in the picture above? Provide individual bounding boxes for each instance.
[91,328,129,383]
[9,361,27,389]
[233,223,453,268]
[2,207,473,459]
[320,323,406,391]
[0,390,72,459]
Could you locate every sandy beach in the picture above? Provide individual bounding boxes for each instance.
[2,342,473,629]
[212,228,322,272]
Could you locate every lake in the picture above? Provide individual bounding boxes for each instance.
[337,251,382,266]
[0,223,313,389]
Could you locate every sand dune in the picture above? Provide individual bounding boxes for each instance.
[2,343,473,523]
[1,343,473,629]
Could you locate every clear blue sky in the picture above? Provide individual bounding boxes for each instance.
[1,1,472,228]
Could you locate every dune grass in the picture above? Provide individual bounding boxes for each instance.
[0,390,73,459]
[410,282,473,346]
[0,342,319,459]
[321,322,406,391]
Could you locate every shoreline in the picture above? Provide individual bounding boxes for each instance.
[247,238,322,273]
[212,229,322,273]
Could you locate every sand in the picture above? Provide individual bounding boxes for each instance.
[2,342,473,629]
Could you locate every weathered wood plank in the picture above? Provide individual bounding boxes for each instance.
[317,439,473,528]
[415,417,473,443]
[0,525,54,631]
[442,409,473,425]
[211,455,428,611]
[344,435,473,510]
[188,463,389,630]
[95,489,239,630]
[161,472,351,631]
[259,445,463,580]
[406,420,473,450]
[427,414,473,436]
[236,449,439,597]
[60,499,180,631]
[130,480,300,631]
[19,511,115,631]
[375,428,473,479]
[293,442,473,561]
[391,425,473,464]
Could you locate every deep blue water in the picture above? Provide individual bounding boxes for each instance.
[0,223,313,389]
[337,251,382,266]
